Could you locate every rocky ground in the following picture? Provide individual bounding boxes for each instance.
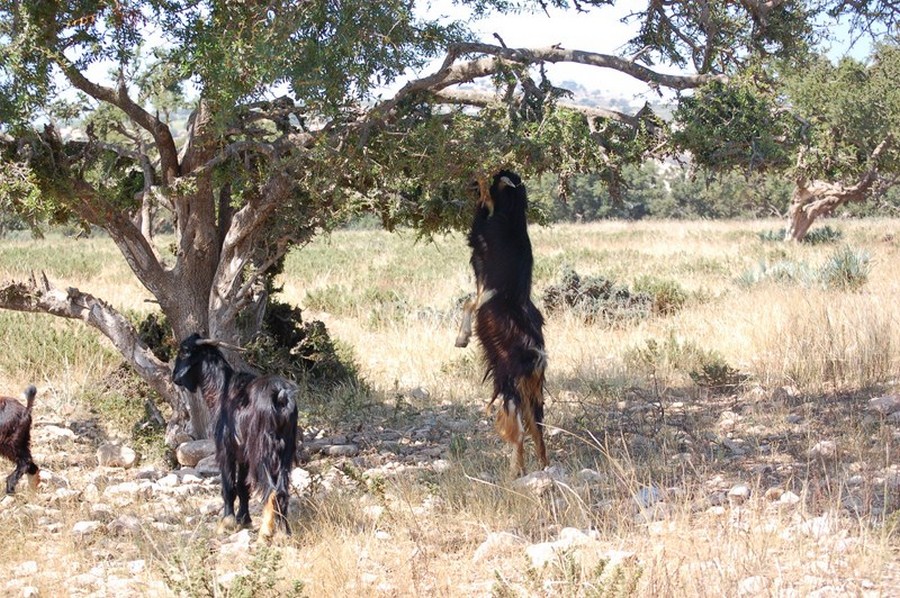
[2,387,899,596]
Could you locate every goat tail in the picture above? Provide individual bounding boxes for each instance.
[23,385,37,412]
[252,383,299,502]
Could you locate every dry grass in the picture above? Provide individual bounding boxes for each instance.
[1,218,899,596]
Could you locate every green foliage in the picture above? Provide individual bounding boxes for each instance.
[542,267,652,325]
[737,245,870,290]
[625,333,745,391]
[632,276,689,315]
[782,45,900,181]
[673,77,798,173]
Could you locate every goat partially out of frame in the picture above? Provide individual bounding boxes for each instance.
[460,170,549,475]
[172,334,299,540]
[0,385,40,494]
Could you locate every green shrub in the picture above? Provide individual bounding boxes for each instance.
[632,275,689,315]
[818,245,870,291]
[757,225,843,244]
[542,267,651,325]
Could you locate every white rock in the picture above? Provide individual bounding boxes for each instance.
[156,473,179,488]
[290,467,312,493]
[738,575,769,596]
[867,395,900,415]
[176,439,216,467]
[195,455,220,476]
[576,468,606,484]
[41,425,76,444]
[409,387,431,401]
[324,444,359,457]
[18,561,38,575]
[96,443,139,468]
[808,440,837,460]
[727,485,751,505]
[71,520,102,539]
[778,491,801,506]
[107,515,142,536]
[127,560,146,574]
[472,532,525,562]
[513,470,558,495]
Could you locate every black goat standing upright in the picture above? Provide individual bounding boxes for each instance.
[0,385,40,494]
[172,334,299,540]
[458,170,549,475]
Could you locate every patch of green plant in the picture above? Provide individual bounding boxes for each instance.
[542,267,652,325]
[229,546,307,598]
[689,356,749,392]
[735,259,814,287]
[758,225,843,244]
[89,363,168,461]
[632,275,689,315]
[818,245,870,291]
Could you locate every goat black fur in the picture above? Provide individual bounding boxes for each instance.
[0,385,39,494]
[466,171,549,474]
[172,334,299,539]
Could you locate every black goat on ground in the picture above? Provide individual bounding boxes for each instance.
[0,385,40,494]
[172,334,299,540]
[457,170,549,475]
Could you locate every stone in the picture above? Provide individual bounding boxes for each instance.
[19,561,38,575]
[808,440,837,460]
[738,576,769,596]
[96,443,139,468]
[195,455,220,476]
[635,485,662,508]
[290,467,312,493]
[513,470,556,495]
[176,439,216,467]
[156,473,179,488]
[868,395,900,415]
[107,515,142,536]
[324,444,360,457]
[727,485,751,505]
[778,491,801,506]
[472,532,526,562]
[409,387,431,401]
[72,520,102,540]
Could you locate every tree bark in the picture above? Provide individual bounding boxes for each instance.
[785,137,892,241]
[0,275,174,400]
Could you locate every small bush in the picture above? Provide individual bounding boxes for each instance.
[542,267,652,325]
[735,259,814,287]
[632,275,689,315]
[757,225,843,244]
[818,245,870,291]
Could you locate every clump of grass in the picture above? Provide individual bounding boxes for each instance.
[542,267,652,325]
[758,225,843,244]
[737,246,871,290]
[818,245,870,291]
[735,259,815,287]
[632,275,689,315]
[624,333,747,392]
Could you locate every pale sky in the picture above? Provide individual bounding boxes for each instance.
[411,0,872,105]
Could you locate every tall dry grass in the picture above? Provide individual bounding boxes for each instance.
[0,218,898,595]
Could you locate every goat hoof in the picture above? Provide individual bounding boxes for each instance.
[454,337,470,348]
[217,515,238,534]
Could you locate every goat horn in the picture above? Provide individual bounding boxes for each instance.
[498,175,517,189]
[196,338,247,352]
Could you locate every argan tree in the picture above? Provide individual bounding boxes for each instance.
[0,0,873,437]
[673,41,900,241]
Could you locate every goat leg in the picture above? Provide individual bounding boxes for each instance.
[235,463,252,526]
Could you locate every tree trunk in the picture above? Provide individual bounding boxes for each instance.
[786,137,891,241]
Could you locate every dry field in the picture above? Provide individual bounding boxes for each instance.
[0,218,899,597]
